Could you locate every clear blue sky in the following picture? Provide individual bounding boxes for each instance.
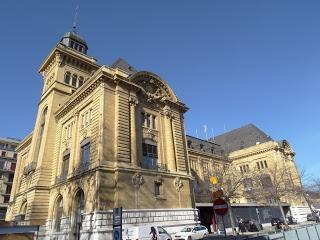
[1,1,319,178]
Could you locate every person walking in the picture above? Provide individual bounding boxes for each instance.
[150,226,157,240]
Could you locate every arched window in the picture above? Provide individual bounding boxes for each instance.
[20,201,27,215]
[80,138,90,170]
[78,76,84,87]
[142,139,158,170]
[34,107,47,162]
[72,74,77,87]
[73,190,84,240]
[54,196,63,232]
[64,72,71,84]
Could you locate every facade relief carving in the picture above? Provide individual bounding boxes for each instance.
[132,173,144,189]
[163,106,175,119]
[129,95,139,106]
[142,128,158,143]
[174,177,183,192]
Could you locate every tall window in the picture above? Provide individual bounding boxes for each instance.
[64,72,71,84]
[142,141,158,170]
[54,196,63,232]
[72,74,77,87]
[61,150,70,178]
[78,76,84,87]
[141,112,156,129]
[34,107,47,162]
[80,139,90,170]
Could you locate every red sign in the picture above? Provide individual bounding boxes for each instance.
[213,198,228,216]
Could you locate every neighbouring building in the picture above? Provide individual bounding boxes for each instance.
[0,137,20,220]
[6,30,198,239]
[187,124,309,229]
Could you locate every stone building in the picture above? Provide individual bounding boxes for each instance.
[0,137,19,220]
[186,124,309,228]
[6,31,198,239]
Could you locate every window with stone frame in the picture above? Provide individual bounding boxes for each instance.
[64,72,71,84]
[141,112,157,129]
[80,138,90,170]
[61,150,70,179]
[81,109,92,129]
[72,74,77,87]
[54,196,63,232]
[142,140,158,170]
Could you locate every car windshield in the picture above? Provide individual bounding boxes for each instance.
[181,227,192,232]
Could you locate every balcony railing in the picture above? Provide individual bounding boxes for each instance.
[23,161,37,175]
[140,159,168,172]
[14,214,25,221]
[73,163,89,177]
[55,172,68,184]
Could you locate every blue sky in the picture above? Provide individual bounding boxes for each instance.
[0,0,319,178]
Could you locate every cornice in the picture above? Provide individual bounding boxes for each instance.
[229,142,278,160]
[38,43,99,73]
[188,148,228,162]
[16,132,33,152]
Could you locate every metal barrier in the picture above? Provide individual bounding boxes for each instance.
[250,224,320,240]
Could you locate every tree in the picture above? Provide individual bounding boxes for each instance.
[251,161,301,225]
[211,163,253,235]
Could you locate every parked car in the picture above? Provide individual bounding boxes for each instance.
[123,225,172,240]
[271,217,285,230]
[271,217,284,226]
[173,225,209,240]
[307,213,316,221]
[286,216,297,225]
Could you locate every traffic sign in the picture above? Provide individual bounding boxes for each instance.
[213,198,228,216]
[212,189,223,200]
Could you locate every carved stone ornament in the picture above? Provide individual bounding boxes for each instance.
[129,95,139,106]
[145,83,167,103]
[143,128,158,142]
[174,177,183,192]
[155,175,163,184]
[132,173,144,189]
[163,106,174,119]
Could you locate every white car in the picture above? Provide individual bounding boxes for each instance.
[173,225,209,240]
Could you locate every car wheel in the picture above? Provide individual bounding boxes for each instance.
[187,236,192,240]
[203,233,208,239]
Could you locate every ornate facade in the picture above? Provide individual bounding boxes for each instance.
[6,31,197,239]
[186,124,308,226]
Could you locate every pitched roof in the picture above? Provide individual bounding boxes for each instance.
[186,135,226,157]
[111,58,137,76]
[212,124,273,154]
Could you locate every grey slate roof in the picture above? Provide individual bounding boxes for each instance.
[111,58,137,76]
[186,135,226,157]
[211,124,273,154]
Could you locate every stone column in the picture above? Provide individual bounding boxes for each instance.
[163,106,176,172]
[129,95,139,166]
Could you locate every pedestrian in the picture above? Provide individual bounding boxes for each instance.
[150,226,157,240]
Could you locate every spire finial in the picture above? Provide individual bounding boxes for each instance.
[72,4,79,33]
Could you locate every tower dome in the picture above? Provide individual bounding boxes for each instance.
[60,31,88,54]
